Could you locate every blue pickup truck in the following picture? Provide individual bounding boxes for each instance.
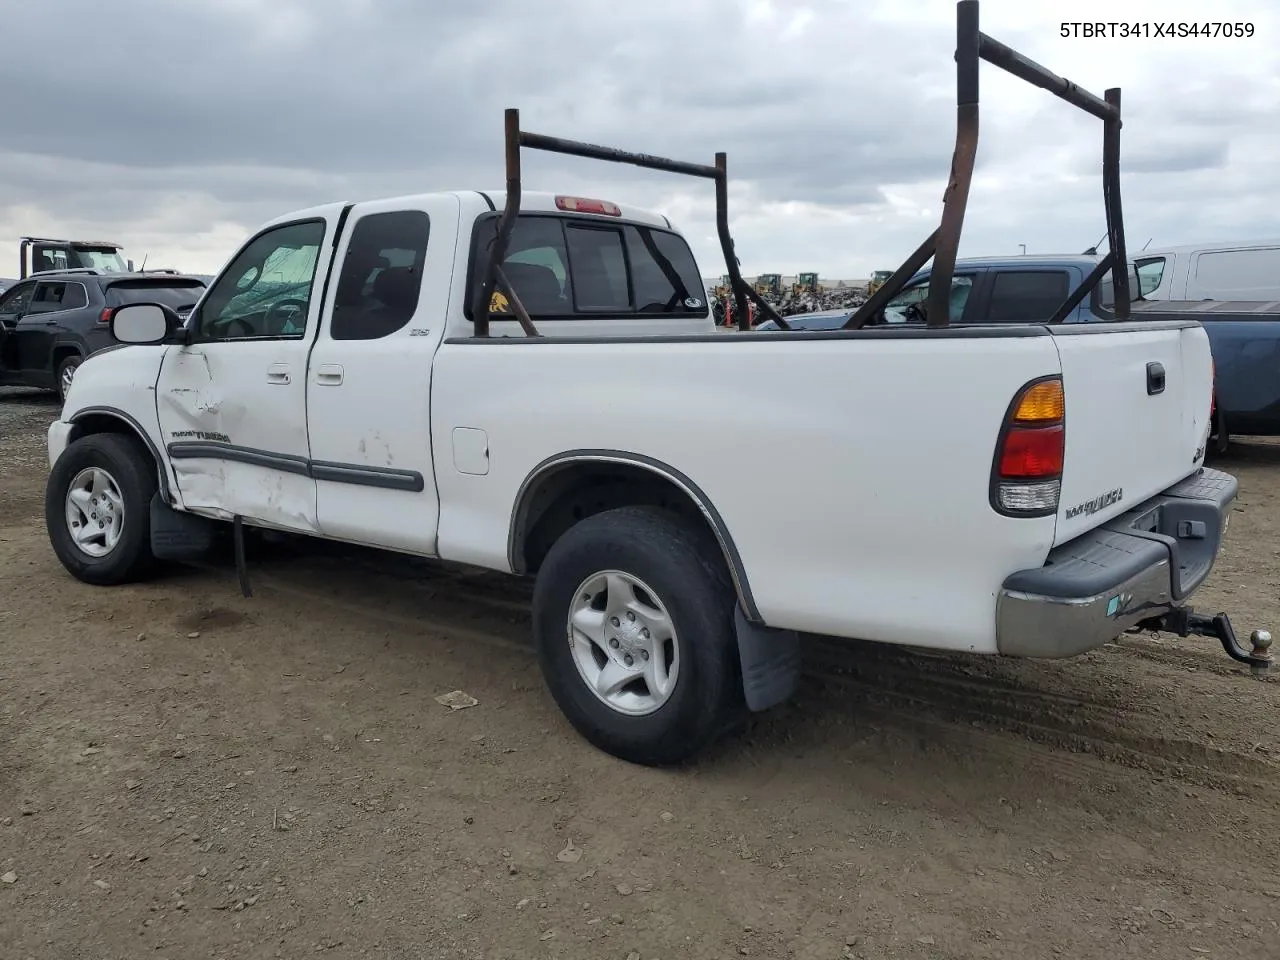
[806,254,1280,450]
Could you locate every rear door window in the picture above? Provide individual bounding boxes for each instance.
[982,270,1070,323]
[471,214,707,321]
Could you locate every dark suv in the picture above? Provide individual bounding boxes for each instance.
[0,269,206,400]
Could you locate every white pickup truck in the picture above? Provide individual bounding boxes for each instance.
[42,2,1271,765]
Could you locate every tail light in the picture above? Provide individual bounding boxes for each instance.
[99,308,112,324]
[555,196,621,216]
[991,376,1065,517]
[1210,359,1216,417]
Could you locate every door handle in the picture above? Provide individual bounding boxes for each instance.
[266,363,291,385]
[315,363,344,386]
[1146,361,1166,395]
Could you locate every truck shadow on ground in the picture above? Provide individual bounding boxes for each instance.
[197,530,1279,802]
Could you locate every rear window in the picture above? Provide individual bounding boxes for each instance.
[105,280,206,310]
[469,214,707,321]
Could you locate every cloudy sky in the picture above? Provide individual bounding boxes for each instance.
[3,0,1277,281]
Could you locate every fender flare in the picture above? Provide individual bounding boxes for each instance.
[508,448,761,622]
[68,405,175,503]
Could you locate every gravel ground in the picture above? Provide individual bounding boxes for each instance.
[2,385,1278,960]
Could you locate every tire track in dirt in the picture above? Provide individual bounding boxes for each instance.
[243,544,1280,798]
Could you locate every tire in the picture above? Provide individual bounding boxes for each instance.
[45,432,159,585]
[531,505,744,766]
[56,354,82,402]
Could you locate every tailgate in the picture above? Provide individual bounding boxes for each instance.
[1050,322,1213,545]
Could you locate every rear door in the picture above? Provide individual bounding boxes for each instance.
[305,196,456,553]
[1050,322,1211,544]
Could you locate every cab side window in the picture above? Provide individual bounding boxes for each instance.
[982,271,1069,323]
[27,281,71,314]
[1135,257,1166,296]
[195,220,326,342]
[882,275,974,324]
[330,211,431,340]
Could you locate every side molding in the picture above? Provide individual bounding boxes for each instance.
[509,449,762,622]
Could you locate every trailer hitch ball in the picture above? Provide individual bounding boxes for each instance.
[1249,629,1273,679]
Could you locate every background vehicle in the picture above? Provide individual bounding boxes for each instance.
[18,237,131,279]
[41,2,1269,768]
[0,270,206,399]
[1136,239,1280,302]
[866,269,892,295]
[881,254,1280,449]
[870,254,1132,325]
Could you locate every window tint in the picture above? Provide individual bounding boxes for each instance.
[883,275,973,324]
[566,225,629,310]
[197,220,325,341]
[1135,257,1165,296]
[331,210,431,340]
[626,225,705,313]
[60,283,88,310]
[27,281,73,313]
[472,215,707,320]
[984,271,1069,323]
[106,281,206,310]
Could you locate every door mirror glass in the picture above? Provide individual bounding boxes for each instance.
[110,303,172,344]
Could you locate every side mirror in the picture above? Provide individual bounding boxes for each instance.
[109,302,179,345]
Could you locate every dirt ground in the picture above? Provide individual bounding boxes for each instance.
[3,386,1279,960]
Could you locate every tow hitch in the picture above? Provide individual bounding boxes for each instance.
[1138,609,1273,678]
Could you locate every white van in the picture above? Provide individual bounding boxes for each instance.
[1136,240,1280,301]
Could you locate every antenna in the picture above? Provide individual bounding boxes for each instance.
[1142,237,1152,250]
[1081,232,1108,256]
[140,252,149,271]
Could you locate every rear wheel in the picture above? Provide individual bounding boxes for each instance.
[56,354,82,402]
[45,433,159,585]
[530,505,743,766]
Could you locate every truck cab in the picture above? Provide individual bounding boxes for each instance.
[19,237,130,279]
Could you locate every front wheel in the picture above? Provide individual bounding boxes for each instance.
[45,433,159,585]
[531,505,744,766]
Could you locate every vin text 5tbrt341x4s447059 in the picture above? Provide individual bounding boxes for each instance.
[41,2,1272,765]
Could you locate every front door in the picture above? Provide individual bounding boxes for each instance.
[18,280,86,381]
[0,281,35,378]
[155,212,342,532]
[304,197,455,553]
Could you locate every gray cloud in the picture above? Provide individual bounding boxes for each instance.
[1,0,1277,278]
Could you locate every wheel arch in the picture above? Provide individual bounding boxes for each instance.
[508,449,761,622]
[67,406,174,502]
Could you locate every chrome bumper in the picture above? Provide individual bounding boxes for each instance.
[996,468,1238,658]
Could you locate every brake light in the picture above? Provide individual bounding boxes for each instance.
[99,308,112,324]
[992,376,1065,516]
[555,196,621,216]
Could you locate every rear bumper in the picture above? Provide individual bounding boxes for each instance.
[995,467,1238,658]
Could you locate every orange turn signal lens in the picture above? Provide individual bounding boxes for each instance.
[1013,379,1064,423]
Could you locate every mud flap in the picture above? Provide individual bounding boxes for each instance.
[149,493,218,561]
[734,606,802,711]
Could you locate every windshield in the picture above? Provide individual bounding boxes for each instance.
[72,247,129,272]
